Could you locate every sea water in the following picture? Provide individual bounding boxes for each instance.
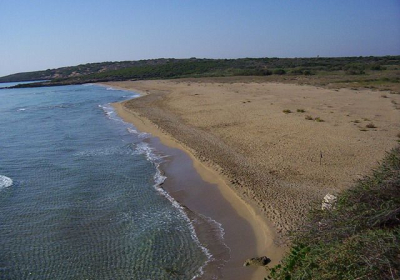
[0,84,209,279]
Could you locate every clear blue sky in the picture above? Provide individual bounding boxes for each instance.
[0,0,399,77]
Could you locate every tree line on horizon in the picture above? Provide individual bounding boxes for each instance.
[1,56,399,85]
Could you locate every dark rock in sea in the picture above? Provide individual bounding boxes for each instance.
[243,256,271,267]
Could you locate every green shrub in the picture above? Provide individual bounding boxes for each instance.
[290,69,304,75]
[371,64,383,70]
[344,63,366,75]
[273,69,286,75]
[345,69,365,75]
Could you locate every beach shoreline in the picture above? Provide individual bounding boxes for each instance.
[101,77,400,278]
[102,79,400,234]
[108,89,285,279]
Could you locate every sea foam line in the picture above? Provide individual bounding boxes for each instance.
[134,140,214,280]
[97,88,222,279]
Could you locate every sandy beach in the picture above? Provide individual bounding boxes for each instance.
[103,77,400,278]
[111,101,284,280]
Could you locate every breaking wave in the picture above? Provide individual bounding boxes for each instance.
[0,175,13,189]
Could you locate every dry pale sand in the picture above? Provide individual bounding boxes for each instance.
[103,78,400,236]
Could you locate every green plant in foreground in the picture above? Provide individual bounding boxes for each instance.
[266,146,400,280]
[283,109,292,114]
[314,117,324,122]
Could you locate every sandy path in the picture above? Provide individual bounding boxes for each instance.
[103,78,400,234]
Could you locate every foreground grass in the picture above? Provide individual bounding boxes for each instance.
[267,146,400,280]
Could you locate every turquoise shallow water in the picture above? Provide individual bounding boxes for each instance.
[0,84,208,279]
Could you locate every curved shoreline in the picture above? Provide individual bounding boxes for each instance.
[100,76,400,278]
[108,92,285,279]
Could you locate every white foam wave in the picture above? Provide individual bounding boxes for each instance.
[195,213,231,272]
[98,104,121,121]
[122,94,141,99]
[154,170,213,280]
[17,108,26,111]
[0,175,13,189]
[127,128,149,138]
[98,103,149,138]
[133,141,213,279]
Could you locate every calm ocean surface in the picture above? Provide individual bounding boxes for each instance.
[0,84,209,279]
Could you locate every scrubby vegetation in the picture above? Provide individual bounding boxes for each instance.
[267,146,400,280]
[1,56,399,91]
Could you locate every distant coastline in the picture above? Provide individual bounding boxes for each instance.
[2,56,399,95]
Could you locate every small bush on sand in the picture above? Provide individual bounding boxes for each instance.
[297,109,306,113]
[305,115,313,120]
[283,109,292,114]
[366,123,377,128]
[315,117,325,122]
